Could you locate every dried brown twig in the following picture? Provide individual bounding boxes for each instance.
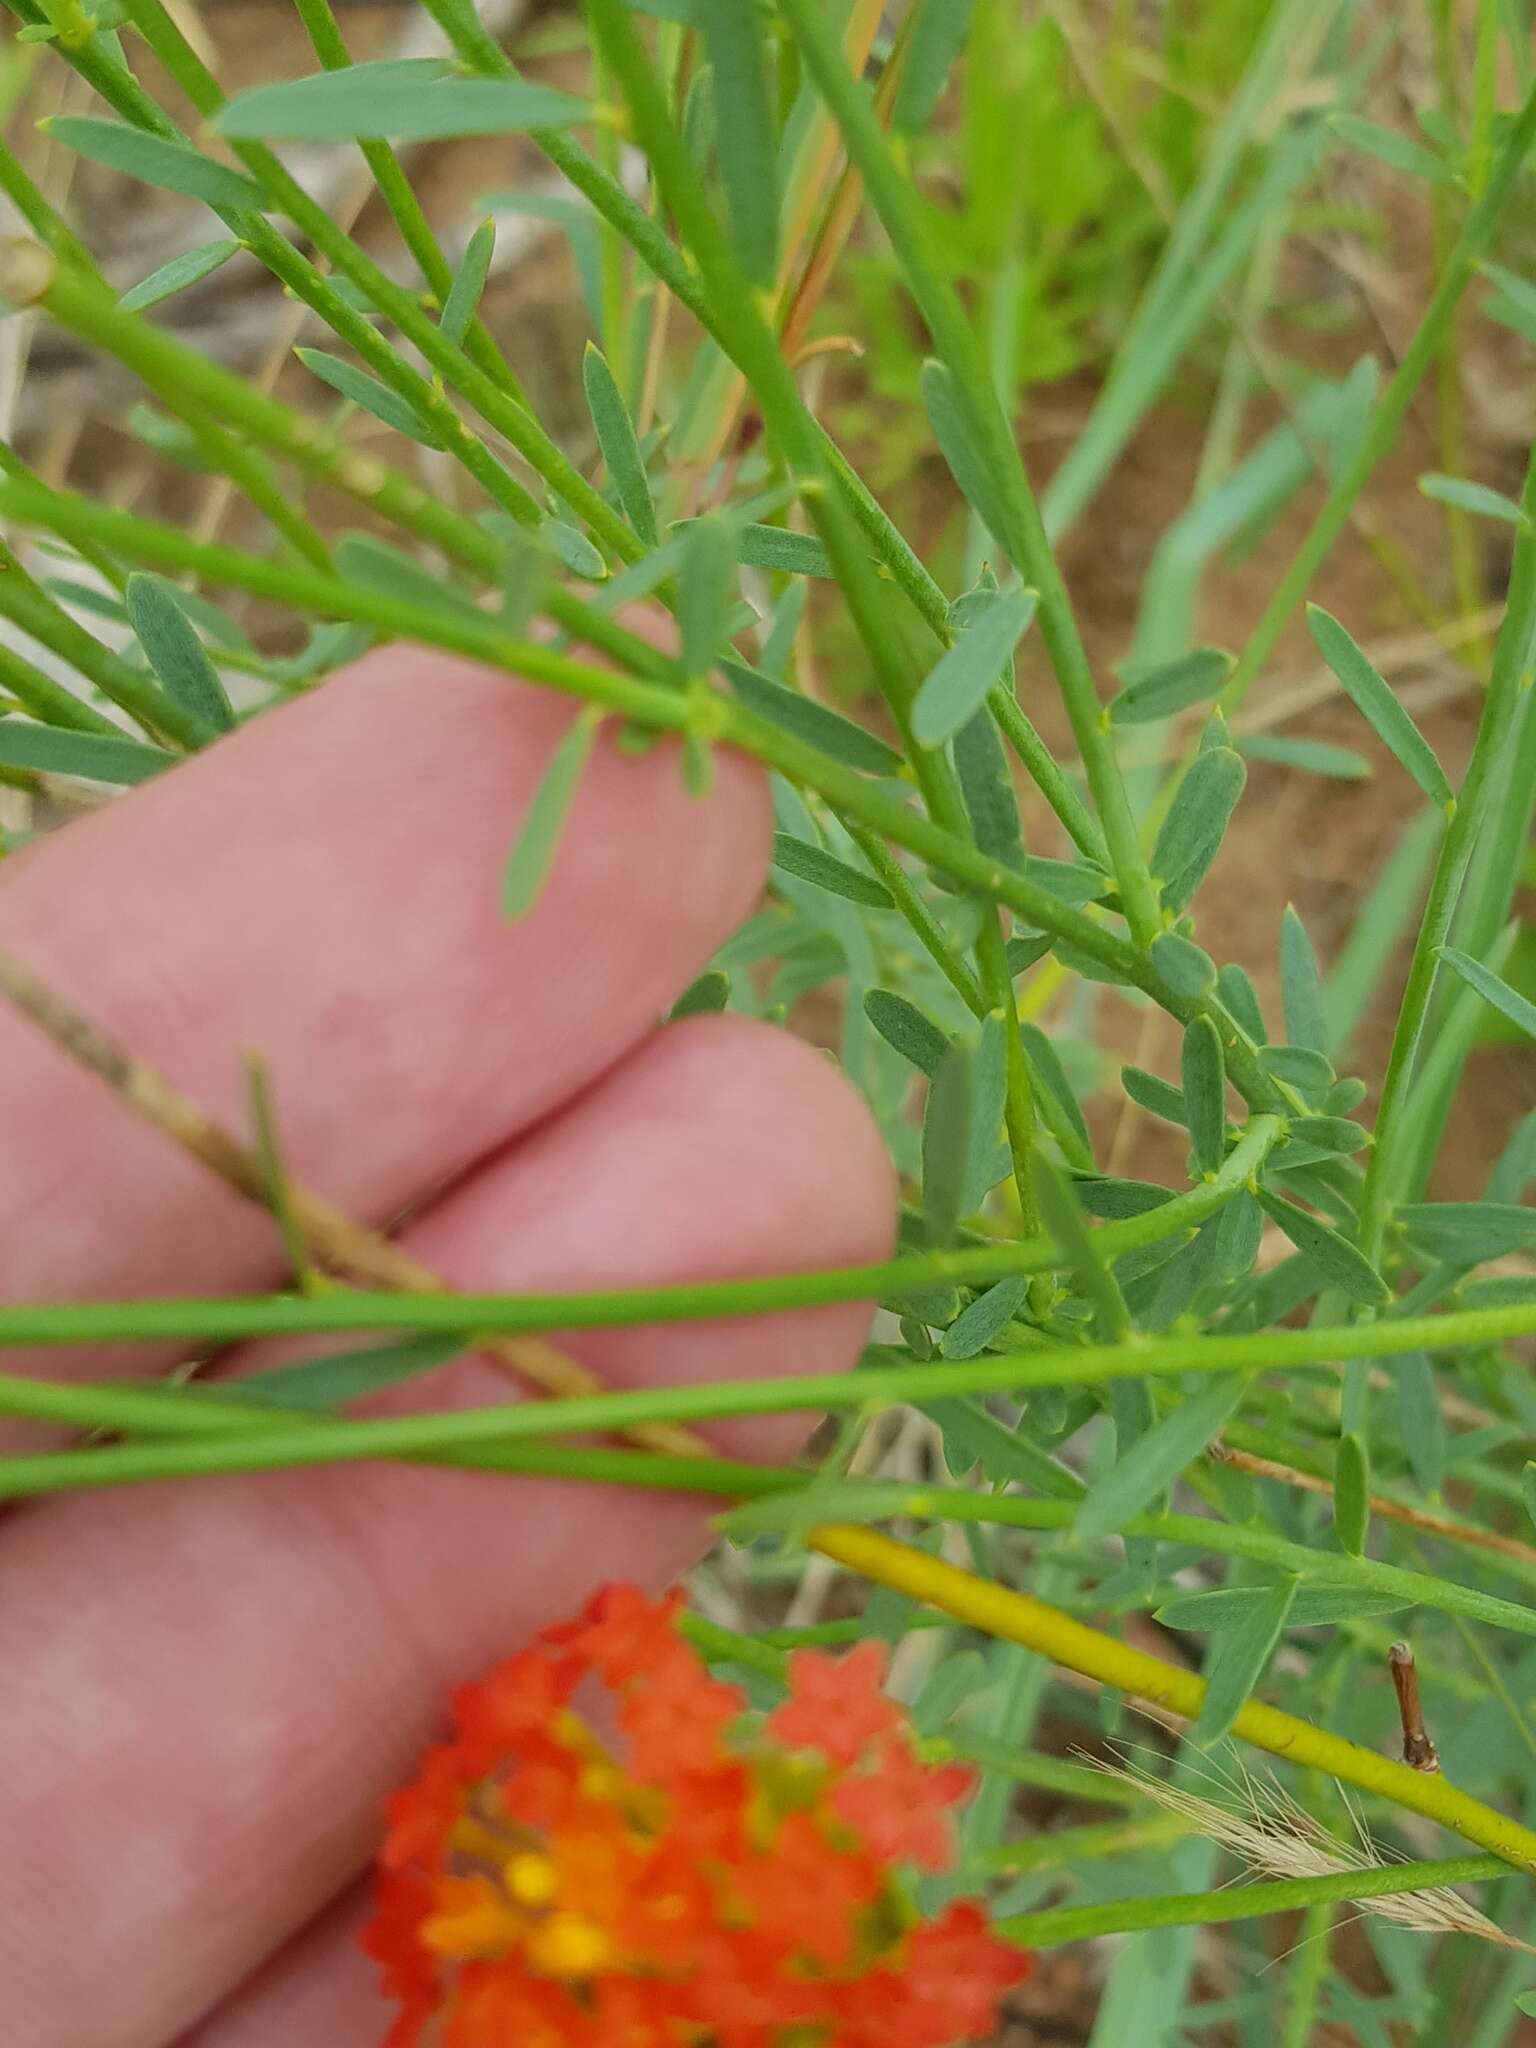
[0,943,707,1457]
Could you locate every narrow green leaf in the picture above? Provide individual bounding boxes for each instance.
[938,1277,1029,1360]
[772,833,892,908]
[1306,606,1453,806]
[1256,1188,1389,1306]
[216,66,587,142]
[1322,808,1440,1058]
[722,662,902,775]
[335,535,479,618]
[1005,931,1051,976]
[1418,472,1530,525]
[1151,746,1246,908]
[1181,1016,1227,1176]
[1523,1462,1536,1537]
[920,359,1009,543]
[1330,114,1452,184]
[1212,1190,1263,1281]
[439,218,496,347]
[1396,1201,1536,1260]
[1440,945,1536,1040]
[1158,1583,1406,1631]
[1022,855,1109,906]
[46,117,266,211]
[1333,1431,1371,1557]
[1075,1177,1175,1220]
[1280,903,1325,1052]
[1392,1352,1446,1495]
[953,703,1025,869]
[295,348,440,445]
[864,989,948,1076]
[1151,931,1216,998]
[501,710,601,919]
[1110,647,1233,726]
[922,1041,974,1247]
[1019,1023,1094,1171]
[1488,1111,1536,1205]
[0,721,178,785]
[1217,962,1267,1043]
[1237,735,1371,780]
[1257,1043,1335,1095]
[542,519,608,580]
[119,238,241,313]
[699,0,779,282]
[207,1334,464,1411]
[1193,1578,1297,1746]
[1285,1115,1369,1156]
[964,1011,1010,1210]
[912,588,1038,746]
[1076,1377,1249,1545]
[731,524,832,577]
[670,969,729,1018]
[1122,1066,1188,1128]
[124,574,234,733]
[582,342,658,546]
[924,1397,1082,1497]
[893,0,977,133]
[678,514,735,677]
[1035,1159,1126,1339]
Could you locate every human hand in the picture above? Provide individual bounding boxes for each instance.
[0,650,893,2047]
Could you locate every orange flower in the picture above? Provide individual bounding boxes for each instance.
[363,1584,1031,2047]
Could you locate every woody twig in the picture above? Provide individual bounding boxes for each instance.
[1390,1642,1440,1774]
[0,943,706,1457]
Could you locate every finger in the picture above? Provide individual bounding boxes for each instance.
[0,650,769,1403]
[0,1017,894,2048]
[177,1889,383,2048]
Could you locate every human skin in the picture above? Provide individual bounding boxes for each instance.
[0,648,895,2047]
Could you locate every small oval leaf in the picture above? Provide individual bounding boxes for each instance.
[501,710,601,919]
[1181,1016,1227,1177]
[912,586,1038,746]
[1307,605,1453,806]
[772,832,893,908]
[125,574,234,734]
[1334,1431,1371,1557]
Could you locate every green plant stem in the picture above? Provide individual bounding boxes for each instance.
[2,250,671,687]
[113,0,638,559]
[5,0,550,536]
[0,634,128,736]
[2,1289,1534,1468]
[0,468,1312,1134]
[817,1526,1536,1869]
[0,471,1172,1000]
[996,1855,1505,1948]
[1356,443,1536,1267]
[779,0,1162,949]
[288,0,527,404]
[0,1117,1277,1350]
[974,1812,1191,1876]
[1225,74,1536,709]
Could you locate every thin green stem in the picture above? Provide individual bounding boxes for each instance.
[1356,443,1536,1266]
[0,1291,1532,1448]
[779,0,1161,948]
[1225,75,1536,708]
[0,472,1171,1001]
[997,1854,1506,1948]
[289,0,527,404]
[114,0,633,559]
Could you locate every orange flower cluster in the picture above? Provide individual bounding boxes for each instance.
[364,1583,1030,2047]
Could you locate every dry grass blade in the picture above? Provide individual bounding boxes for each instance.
[0,943,707,1457]
[1088,1747,1534,1953]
